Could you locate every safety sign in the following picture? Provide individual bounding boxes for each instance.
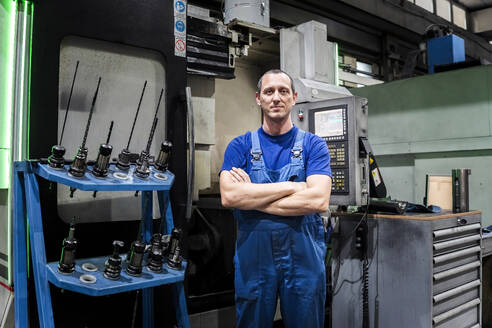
[175,37,186,57]
[175,20,185,33]
[173,0,186,57]
[175,0,185,13]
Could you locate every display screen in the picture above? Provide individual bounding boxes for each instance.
[314,108,344,137]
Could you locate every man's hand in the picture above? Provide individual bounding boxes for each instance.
[229,167,251,183]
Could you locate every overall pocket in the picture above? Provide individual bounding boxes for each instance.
[234,230,260,301]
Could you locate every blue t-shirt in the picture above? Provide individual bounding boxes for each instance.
[221,126,332,178]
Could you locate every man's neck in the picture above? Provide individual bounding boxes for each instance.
[262,117,293,135]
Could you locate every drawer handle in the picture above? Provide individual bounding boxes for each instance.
[433,223,481,238]
[433,261,480,280]
[433,234,481,250]
[432,298,480,324]
[433,246,481,264]
[433,279,480,303]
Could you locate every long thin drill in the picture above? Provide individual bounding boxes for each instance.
[48,60,80,169]
[135,88,164,179]
[116,81,148,171]
[81,77,102,150]
[146,88,164,152]
[127,81,147,149]
[69,77,102,178]
[60,60,80,145]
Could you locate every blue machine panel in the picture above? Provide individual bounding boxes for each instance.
[427,34,465,74]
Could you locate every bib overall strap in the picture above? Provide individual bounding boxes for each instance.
[250,130,264,165]
[291,129,305,163]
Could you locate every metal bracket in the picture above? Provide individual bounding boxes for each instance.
[291,149,303,158]
[251,152,262,161]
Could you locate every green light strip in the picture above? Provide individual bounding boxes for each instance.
[334,42,339,87]
[15,0,27,161]
[3,0,34,286]
[1,0,16,186]
[6,0,17,287]
[26,1,32,158]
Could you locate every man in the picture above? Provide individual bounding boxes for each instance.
[219,69,332,327]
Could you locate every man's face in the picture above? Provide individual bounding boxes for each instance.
[256,73,297,123]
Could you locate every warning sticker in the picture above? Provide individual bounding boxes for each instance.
[371,168,382,187]
[175,37,186,57]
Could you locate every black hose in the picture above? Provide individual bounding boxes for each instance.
[362,255,369,328]
[185,86,195,220]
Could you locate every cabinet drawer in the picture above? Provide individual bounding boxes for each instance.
[433,246,481,264]
[433,234,481,256]
[433,269,479,295]
[433,283,479,316]
[433,299,479,327]
[433,223,481,242]
[432,214,481,233]
[433,253,480,273]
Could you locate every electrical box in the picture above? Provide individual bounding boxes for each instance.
[224,0,270,28]
[292,96,369,206]
[427,34,465,74]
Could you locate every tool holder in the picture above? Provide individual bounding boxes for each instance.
[13,161,190,328]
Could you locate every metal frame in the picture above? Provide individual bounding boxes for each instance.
[13,161,190,328]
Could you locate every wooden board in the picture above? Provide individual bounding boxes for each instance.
[427,175,453,210]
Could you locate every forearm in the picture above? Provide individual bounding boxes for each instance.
[221,181,301,210]
[258,175,332,216]
[258,188,330,216]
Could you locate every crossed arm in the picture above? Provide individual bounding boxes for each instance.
[219,167,332,216]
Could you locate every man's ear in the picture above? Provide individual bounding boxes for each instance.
[293,91,298,104]
[255,92,261,106]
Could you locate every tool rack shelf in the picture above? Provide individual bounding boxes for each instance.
[46,255,187,297]
[13,161,190,328]
[34,162,175,191]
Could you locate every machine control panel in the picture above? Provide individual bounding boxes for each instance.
[327,141,348,167]
[294,96,369,206]
[310,105,349,195]
[331,168,348,193]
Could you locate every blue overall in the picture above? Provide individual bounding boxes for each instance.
[234,129,327,328]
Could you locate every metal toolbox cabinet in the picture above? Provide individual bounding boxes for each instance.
[332,211,482,328]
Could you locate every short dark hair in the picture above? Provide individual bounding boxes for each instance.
[256,69,296,94]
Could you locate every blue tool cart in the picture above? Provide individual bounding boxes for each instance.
[13,161,190,328]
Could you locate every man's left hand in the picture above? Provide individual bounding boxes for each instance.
[229,167,251,183]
